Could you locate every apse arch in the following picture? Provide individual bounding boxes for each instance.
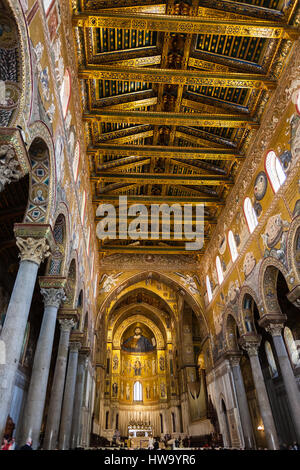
[107,303,169,346]
[112,314,165,350]
[108,287,175,324]
[96,271,208,334]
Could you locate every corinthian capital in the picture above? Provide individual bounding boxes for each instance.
[16,237,50,265]
[239,334,261,357]
[265,323,284,337]
[69,341,81,352]
[0,144,22,191]
[41,287,66,309]
[59,318,76,332]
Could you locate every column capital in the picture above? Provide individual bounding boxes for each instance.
[239,333,261,357]
[225,351,243,367]
[14,223,56,265]
[0,141,23,191]
[265,323,285,337]
[41,287,66,309]
[59,318,76,332]
[69,341,81,352]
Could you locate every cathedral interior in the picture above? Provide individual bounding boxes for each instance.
[0,0,300,451]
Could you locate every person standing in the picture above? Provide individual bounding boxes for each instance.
[20,437,33,450]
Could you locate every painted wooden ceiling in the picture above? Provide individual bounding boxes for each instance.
[72,0,299,257]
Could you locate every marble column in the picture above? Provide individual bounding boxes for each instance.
[0,233,51,440]
[43,318,76,450]
[21,284,66,449]
[240,335,280,450]
[266,323,300,442]
[70,350,89,449]
[229,355,256,449]
[58,341,81,449]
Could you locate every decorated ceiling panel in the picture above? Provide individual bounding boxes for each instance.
[72,0,300,258]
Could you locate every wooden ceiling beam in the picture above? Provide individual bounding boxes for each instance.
[73,12,298,39]
[84,110,258,128]
[79,65,276,89]
[88,144,242,160]
[93,195,224,205]
[92,172,233,186]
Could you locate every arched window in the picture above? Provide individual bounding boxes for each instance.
[60,69,71,118]
[243,197,258,234]
[265,150,286,193]
[228,230,238,262]
[284,327,300,368]
[133,381,142,401]
[265,341,278,378]
[73,141,80,182]
[81,190,86,225]
[206,275,212,302]
[216,256,224,285]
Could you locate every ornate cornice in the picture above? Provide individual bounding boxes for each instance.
[58,308,79,324]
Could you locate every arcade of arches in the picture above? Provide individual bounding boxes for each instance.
[0,0,300,451]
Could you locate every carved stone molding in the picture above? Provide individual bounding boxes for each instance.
[58,308,79,325]
[59,318,76,332]
[41,287,66,309]
[0,144,23,191]
[16,237,51,265]
[258,313,287,331]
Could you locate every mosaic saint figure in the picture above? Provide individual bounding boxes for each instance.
[121,326,155,352]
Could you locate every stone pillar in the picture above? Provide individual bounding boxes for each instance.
[265,322,300,442]
[21,280,66,449]
[0,225,53,440]
[240,334,280,450]
[229,354,256,449]
[43,314,77,450]
[58,338,82,449]
[70,347,90,449]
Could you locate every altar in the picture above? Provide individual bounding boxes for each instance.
[127,420,153,448]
